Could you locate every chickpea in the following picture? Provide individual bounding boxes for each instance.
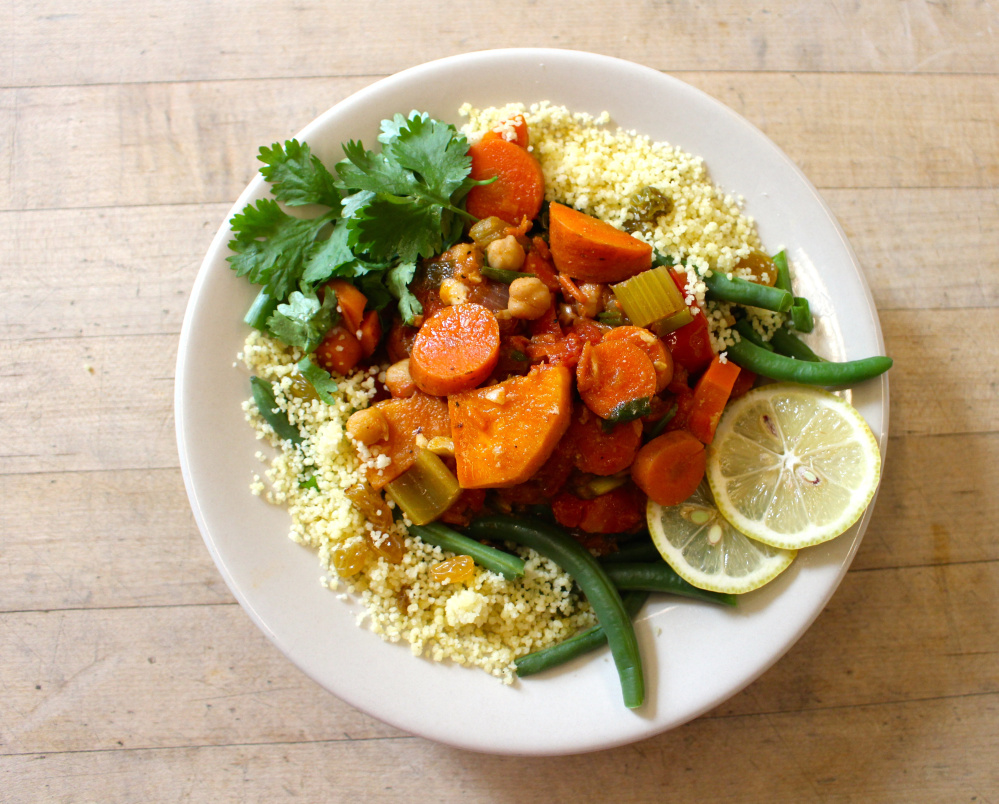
[507,276,551,320]
[439,277,469,306]
[486,235,526,272]
[346,407,390,446]
[384,358,416,398]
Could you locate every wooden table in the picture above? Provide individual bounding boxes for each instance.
[3,2,997,800]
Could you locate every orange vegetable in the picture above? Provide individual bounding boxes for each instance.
[566,405,643,476]
[357,309,382,358]
[552,483,647,534]
[327,279,367,334]
[481,114,530,148]
[409,303,500,397]
[448,365,572,488]
[602,326,674,392]
[630,430,706,507]
[687,355,742,444]
[314,324,363,376]
[363,393,451,490]
[525,238,560,291]
[465,137,545,225]
[576,339,658,419]
[548,203,652,283]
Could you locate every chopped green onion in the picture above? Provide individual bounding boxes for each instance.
[790,297,814,332]
[648,401,678,438]
[772,250,792,293]
[648,306,693,336]
[611,265,687,329]
[481,265,535,283]
[597,310,625,327]
[602,396,653,430]
[244,289,279,331]
[384,449,462,526]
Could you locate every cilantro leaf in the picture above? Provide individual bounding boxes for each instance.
[335,111,477,263]
[228,199,336,298]
[301,219,355,285]
[382,113,474,200]
[266,290,338,352]
[258,140,342,209]
[386,260,422,325]
[297,356,338,404]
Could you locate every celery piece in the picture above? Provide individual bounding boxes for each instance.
[611,265,686,329]
[385,449,462,526]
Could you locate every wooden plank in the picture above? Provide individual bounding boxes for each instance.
[2,561,996,755]
[1,74,996,213]
[2,694,996,802]
[1,187,995,343]
[0,308,990,475]
[5,0,998,89]
[0,604,401,758]
[0,468,229,612]
[2,427,995,613]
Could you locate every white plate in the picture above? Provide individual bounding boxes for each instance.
[176,49,889,756]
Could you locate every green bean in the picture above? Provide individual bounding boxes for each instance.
[516,592,650,677]
[769,326,824,363]
[467,515,645,709]
[702,270,793,313]
[599,540,662,564]
[734,318,774,351]
[249,376,302,444]
[790,297,814,332]
[480,265,536,283]
[244,288,279,331]
[772,250,792,293]
[726,337,892,385]
[410,522,525,580]
[603,562,737,607]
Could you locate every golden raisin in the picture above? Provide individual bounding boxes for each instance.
[331,538,373,577]
[367,530,406,564]
[287,373,319,400]
[430,554,475,584]
[736,249,778,286]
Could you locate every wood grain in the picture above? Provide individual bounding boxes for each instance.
[2,0,997,798]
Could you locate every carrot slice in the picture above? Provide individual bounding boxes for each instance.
[327,279,367,334]
[314,324,363,376]
[481,114,530,148]
[409,303,500,397]
[465,137,545,225]
[363,393,451,490]
[630,430,706,506]
[448,365,572,489]
[576,339,658,419]
[687,355,742,444]
[357,309,382,358]
[566,405,643,476]
[602,326,674,392]
[548,203,652,283]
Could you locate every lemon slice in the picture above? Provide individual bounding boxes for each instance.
[647,482,797,594]
[706,383,882,550]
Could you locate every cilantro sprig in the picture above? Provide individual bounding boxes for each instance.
[227,111,483,349]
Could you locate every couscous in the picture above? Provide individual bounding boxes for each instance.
[234,102,808,686]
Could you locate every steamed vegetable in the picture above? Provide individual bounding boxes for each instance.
[548,202,653,283]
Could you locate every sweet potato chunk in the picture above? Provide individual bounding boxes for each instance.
[363,393,451,490]
[448,365,572,489]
